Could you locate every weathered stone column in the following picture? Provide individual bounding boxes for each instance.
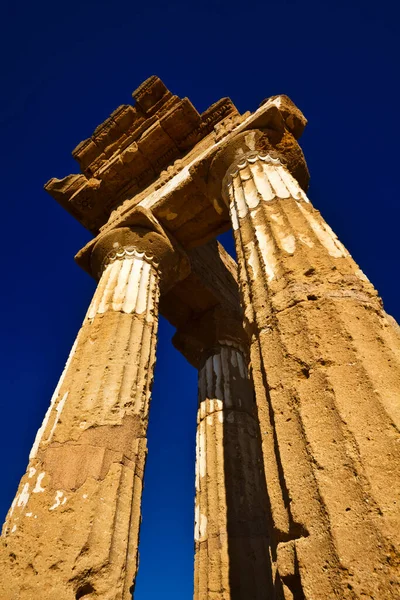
[174,309,272,600]
[0,226,184,600]
[215,151,400,599]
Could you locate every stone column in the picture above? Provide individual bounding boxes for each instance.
[216,151,400,599]
[174,309,272,600]
[0,226,183,600]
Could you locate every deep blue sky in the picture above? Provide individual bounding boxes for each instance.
[1,1,399,597]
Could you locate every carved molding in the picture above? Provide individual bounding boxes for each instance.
[45,78,308,235]
[100,246,159,279]
[222,151,309,218]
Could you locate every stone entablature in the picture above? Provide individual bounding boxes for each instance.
[45,76,240,233]
[45,76,307,241]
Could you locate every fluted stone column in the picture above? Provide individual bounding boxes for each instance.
[0,226,182,600]
[174,310,271,600]
[217,152,400,599]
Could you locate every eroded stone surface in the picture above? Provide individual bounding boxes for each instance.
[45,76,308,254]
[0,230,164,599]
[175,307,272,600]
[195,344,271,598]
[45,76,240,233]
[220,151,400,599]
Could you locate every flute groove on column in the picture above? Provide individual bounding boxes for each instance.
[222,151,400,599]
[0,228,175,600]
[194,339,272,600]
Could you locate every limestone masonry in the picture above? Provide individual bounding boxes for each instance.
[1,76,399,599]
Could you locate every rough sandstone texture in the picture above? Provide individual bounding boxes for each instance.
[0,228,176,600]
[46,76,308,258]
[2,76,400,600]
[44,76,242,234]
[218,152,400,599]
[194,341,270,600]
[175,309,271,599]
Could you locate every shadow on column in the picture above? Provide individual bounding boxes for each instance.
[241,339,306,600]
[222,363,275,599]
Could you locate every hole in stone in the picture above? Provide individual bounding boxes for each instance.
[76,583,95,599]
[301,367,310,379]
[307,294,318,301]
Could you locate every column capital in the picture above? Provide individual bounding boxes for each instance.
[223,150,283,185]
[221,150,310,209]
[173,305,248,368]
[90,210,190,291]
[92,226,170,276]
[207,128,309,206]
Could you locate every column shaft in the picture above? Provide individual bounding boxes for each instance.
[224,154,400,599]
[1,249,160,600]
[194,342,271,600]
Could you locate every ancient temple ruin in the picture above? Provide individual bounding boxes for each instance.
[1,76,399,599]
